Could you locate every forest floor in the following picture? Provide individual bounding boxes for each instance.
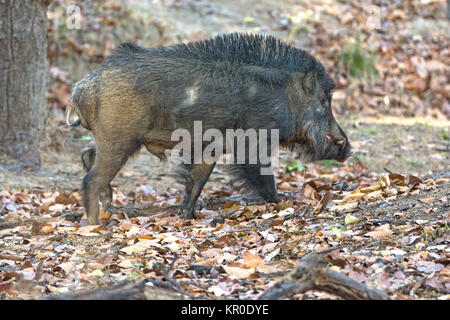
[0,0,449,300]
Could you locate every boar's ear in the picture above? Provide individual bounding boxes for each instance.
[302,70,317,95]
[242,65,290,86]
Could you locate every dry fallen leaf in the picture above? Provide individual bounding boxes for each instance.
[329,202,359,212]
[223,264,255,279]
[243,252,264,269]
[313,191,332,214]
[40,225,54,234]
[278,181,296,191]
[419,197,435,204]
[366,224,393,239]
[440,269,450,277]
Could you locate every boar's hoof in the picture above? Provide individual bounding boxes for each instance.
[263,194,281,203]
[182,208,195,220]
[271,196,281,203]
[87,215,100,225]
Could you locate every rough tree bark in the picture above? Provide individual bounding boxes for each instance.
[447,0,450,20]
[0,0,50,169]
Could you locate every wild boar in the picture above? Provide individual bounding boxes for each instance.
[66,33,352,224]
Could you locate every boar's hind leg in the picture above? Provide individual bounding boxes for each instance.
[181,163,215,219]
[82,141,140,224]
[81,147,112,212]
[228,164,280,203]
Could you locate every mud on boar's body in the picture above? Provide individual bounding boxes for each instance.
[66,33,352,225]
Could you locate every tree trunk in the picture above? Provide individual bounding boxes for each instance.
[0,0,50,169]
[447,0,450,20]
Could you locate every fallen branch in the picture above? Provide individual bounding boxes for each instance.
[210,210,239,226]
[44,279,185,300]
[188,264,225,275]
[153,253,187,296]
[0,216,55,232]
[259,250,390,300]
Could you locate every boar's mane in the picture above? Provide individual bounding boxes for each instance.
[177,33,334,90]
[108,33,335,91]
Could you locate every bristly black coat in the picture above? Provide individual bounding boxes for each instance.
[105,33,335,91]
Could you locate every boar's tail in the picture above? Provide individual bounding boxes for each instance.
[65,100,88,129]
[66,101,80,127]
[65,77,93,130]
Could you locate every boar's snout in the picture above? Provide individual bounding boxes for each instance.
[326,131,353,163]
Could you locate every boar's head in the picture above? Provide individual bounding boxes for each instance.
[286,69,353,163]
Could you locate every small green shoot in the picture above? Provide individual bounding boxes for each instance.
[340,36,376,81]
[320,159,343,167]
[440,129,448,140]
[285,161,305,173]
[407,158,424,168]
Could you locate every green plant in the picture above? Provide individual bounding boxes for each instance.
[423,224,448,242]
[340,36,376,81]
[285,161,305,173]
[320,159,343,167]
[369,126,379,135]
[407,158,424,168]
[351,152,362,161]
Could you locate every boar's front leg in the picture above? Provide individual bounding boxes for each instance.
[81,147,112,212]
[228,164,280,203]
[181,162,215,219]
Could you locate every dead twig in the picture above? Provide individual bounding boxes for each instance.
[410,272,435,299]
[0,216,54,231]
[259,248,389,300]
[153,254,187,297]
[188,265,225,276]
[210,210,239,226]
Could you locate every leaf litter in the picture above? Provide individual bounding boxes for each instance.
[1,0,449,300]
[0,160,448,300]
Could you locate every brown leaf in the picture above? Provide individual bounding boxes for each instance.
[313,191,332,214]
[0,282,13,293]
[243,252,264,269]
[40,225,54,234]
[407,175,422,186]
[388,174,405,186]
[121,171,135,177]
[278,181,296,191]
[99,208,111,220]
[359,185,382,193]
[419,197,435,204]
[342,192,366,202]
[223,263,254,279]
[366,224,393,239]
[440,269,450,277]
[329,201,358,212]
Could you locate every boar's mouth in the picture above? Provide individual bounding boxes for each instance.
[321,139,353,163]
[286,126,352,163]
[335,150,354,163]
[292,136,353,163]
